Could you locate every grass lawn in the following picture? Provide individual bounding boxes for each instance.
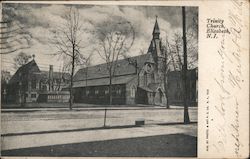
[2,133,197,157]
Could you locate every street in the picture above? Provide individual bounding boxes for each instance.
[1,105,197,156]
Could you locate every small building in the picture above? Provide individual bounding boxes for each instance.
[1,70,12,104]
[167,68,198,106]
[7,60,70,104]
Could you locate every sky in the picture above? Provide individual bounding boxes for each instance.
[1,3,198,74]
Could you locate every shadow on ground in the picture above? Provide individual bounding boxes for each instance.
[157,121,197,126]
[2,122,197,137]
[2,133,197,157]
[2,125,138,137]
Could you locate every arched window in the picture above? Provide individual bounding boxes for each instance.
[131,86,136,97]
[116,86,121,96]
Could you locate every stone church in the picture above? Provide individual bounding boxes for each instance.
[73,18,169,105]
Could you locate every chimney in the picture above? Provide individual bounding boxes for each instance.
[49,65,53,91]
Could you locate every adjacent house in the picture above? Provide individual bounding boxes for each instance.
[7,60,70,104]
[167,68,198,106]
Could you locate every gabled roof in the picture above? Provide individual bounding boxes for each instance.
[73,74,136,88]
[9,60,40,84]
[72,53,155,87]
[9,59,71,84]
[73,53,154,82]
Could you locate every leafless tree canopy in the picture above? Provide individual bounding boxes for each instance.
[164,11,198,71]
[13,52,32,69]
[94,16,135,76]
[93,16,135,125]
[50,8,88,69]
[50,7,90,109]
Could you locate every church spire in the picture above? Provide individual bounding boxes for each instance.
[152,15,160,39]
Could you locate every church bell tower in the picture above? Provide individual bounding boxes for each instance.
[147,16,165,83]
[152,16,160,40]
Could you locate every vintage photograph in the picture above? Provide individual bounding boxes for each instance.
[1,2,198,157]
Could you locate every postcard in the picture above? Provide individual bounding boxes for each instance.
[0,0,249,158]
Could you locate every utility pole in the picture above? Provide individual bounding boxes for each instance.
[182,6,190,124]
[164,38,170,109]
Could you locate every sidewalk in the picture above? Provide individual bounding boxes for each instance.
[1,122,197,151]
[2,107,198,135]
[1,102,197,109]
[1,103,156,108]
[1,106,165,112]
[1,105,197,112]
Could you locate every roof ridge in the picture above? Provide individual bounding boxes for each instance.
[41,70,68,74]
[78,53,149,71]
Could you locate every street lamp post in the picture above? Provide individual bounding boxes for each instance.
[182,6,190,124]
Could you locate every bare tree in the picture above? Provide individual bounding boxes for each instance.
[54,65,69,91]
[50,7,88,110]
[160,8,197,71]
[164,29,198,72]
[82,55,92,95]
[94,17,135,126]
[164,7,197,123]
[75,53,92,95]
[13,52,32,69]
[161,8,198,113]
[162,41,172,109]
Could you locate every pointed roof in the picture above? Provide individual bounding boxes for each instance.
[152,16,160,35]
[9,59,40,84]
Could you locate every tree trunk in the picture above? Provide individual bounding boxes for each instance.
[109,69,113,105]
[164,73,170,109]
[163,46,170,109]
[104,68,112,127]
[69,46,75,110]
[85,67,88,96]
[182,7,190,124]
